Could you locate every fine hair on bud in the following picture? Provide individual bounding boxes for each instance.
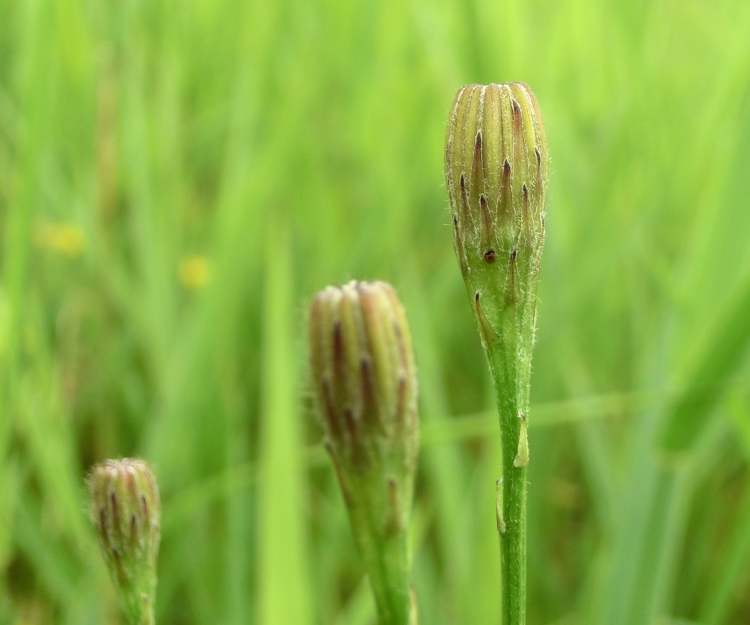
[308,279,419,625]
[88,458,160,625]
[444,83,549,347]
[309,280,418,472]
[444,82,550,625]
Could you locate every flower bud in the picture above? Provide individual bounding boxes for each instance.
[444,83,549,351]
[445,84,548,625]
[309,280,418,625]
[88,458,160,625]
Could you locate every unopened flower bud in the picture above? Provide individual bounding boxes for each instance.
[444,83,549,351]
[444,83,549,625]
[309,280,418,625]
[88,458,160,625]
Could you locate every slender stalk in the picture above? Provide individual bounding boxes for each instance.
[346,489,413,625]
[488,315,533,625]
[443,82,548,625]
[499,459,527,625]
[133,599,156,625]
[308,282,420,625]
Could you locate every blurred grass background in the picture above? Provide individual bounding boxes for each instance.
[2,1,750,624]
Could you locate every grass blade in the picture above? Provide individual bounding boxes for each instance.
[257,216,311,625]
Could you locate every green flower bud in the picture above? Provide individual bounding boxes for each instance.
[444,83,549,625]
[309,280,419,625]
[88,458,160,625]
[444,82,549,353]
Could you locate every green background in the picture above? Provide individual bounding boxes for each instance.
[2,1,750,623]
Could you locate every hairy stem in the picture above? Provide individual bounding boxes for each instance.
[489,344,531,625]
[128,594,155,625]
[348,495,413,625]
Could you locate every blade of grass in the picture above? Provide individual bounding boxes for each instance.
[257,215,311,625]
[698,392,750,624]
[699,479,750,625]
[661,271,750,453]
[1,0,40,597]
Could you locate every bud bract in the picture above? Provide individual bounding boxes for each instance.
[89,458,160,625]
[309,280,419,625]
[444,82,549,352]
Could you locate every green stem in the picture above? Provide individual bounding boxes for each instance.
[408,590,419,625]
[342,481,413,625]
[371,534,411,625]
[500,451,527,625]
[133,603,155,625]
[371,527,414,625]
[489,345,530,625]
[123,586,156,625]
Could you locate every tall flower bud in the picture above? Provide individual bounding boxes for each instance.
[309,280,419,625]
[88,458,160,625]
[445,83,548,354]
[444,84,549,625]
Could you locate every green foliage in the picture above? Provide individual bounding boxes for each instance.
[2,1,750,624]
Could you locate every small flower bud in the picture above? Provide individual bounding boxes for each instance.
[309,280,418,625]
[444,83,549,351]
[88,458,160,625]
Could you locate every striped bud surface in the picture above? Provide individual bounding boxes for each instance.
[444,82,548,352]
[309,280,419,625]
[444,83,549,625]
[89,458,160,625]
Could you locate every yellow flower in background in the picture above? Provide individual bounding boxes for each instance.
[178,255,211,290]
[35,221,85,257]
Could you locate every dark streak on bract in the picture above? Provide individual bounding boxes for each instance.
[396,376,407,425]
[322,380,341,439]
[332,320,344,370]
[360,358,374,411]
[343,408,357,442]
[110,491,119,533]
[512,99,522,131]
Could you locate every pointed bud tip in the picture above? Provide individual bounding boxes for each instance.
[87,457,160,602]
[308,280,417,461]
[445,82,548,266]
[445,82,549,334]
[308,281,420,621]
